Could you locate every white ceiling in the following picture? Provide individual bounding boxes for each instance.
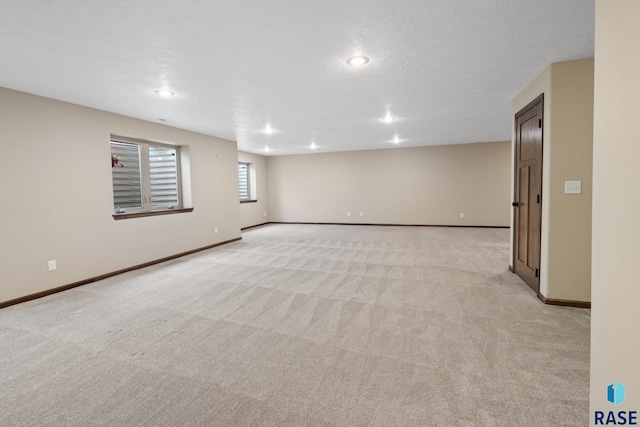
[0,1,594,155]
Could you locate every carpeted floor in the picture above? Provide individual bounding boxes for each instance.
[0,224,590,426]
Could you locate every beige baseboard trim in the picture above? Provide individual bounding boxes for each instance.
[538,294,591,309]
[0,237,242,310]
[241,222,270,231]
[268,221,509,229]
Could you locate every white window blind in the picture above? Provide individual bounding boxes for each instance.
[111,141,142,208]
[149,145,178,208]
[238,163,249,201]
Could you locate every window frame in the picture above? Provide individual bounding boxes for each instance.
[238,162,255,203]
[111,136,186,218]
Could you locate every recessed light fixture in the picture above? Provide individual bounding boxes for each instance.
[346,55,369,67]
[382,112,394,123]
[309,141,317,150]
[264,124,275,134]
[392,135,400,144]
[158,118,167,122]
[264,146,271,153]
[154,89,175,97]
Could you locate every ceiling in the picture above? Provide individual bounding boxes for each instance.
[0,1,594,156]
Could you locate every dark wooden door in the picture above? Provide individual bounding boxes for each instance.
[513,95,543,294]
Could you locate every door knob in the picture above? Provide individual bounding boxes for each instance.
[512,201,519,207]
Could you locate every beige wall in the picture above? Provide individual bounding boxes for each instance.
[267,141,510,226]
[548,59,594,302]
[591,0,640,421]
[0,87,241,304]
[512,58,593,302]
[238,151,269,228]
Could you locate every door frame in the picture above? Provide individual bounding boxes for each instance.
[512,94,544,295]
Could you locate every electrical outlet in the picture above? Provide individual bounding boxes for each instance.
[360,212,364,217]
[460,213,464,218]
[263,212,267,217]
[214,227,218,234]
[347,211,351,217]
[48,260,57,271]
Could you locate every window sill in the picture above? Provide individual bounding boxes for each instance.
[240,200,258,204]
[112,207,194,220]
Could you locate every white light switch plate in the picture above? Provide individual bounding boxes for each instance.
[565,181,582,194]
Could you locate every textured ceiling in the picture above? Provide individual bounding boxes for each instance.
[0,1,594,155]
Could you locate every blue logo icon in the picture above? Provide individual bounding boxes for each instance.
[608,381,625,406]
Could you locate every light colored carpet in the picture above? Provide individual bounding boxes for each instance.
[0,224,590,426]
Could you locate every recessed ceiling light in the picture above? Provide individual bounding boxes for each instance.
[346,56,369,67]
[264,146,271,153]
[264,124,275,134]
[154,89,175,97]
[392,135,400,144]
[382,112,394,123]
[158,118,167,122]
[309,141,317,149]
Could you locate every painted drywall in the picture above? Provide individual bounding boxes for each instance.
[267,141,510,226]
[512,58,593,302]
[547,59,594,302]
[590,0,640,421]
[0,87,241,304]
[238,151,269,228]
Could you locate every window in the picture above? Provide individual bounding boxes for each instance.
[111,137,181,214]
[238,162,258,203]
[238,162,250,201]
